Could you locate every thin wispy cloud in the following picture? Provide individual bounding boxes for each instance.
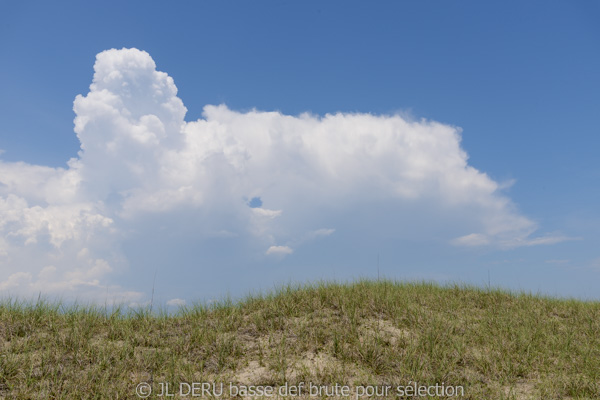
[266,246,294,256]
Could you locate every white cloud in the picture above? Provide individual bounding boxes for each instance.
[453,233,579,249]
[0,47,571,301]
[166,298,186,306]
[0,272,32,291]
[252,208,283,219]
[288,228,336,248]
[313,228,335,237]
[266,245,294,256]
[452,233,491,247]
[518,235,579,247]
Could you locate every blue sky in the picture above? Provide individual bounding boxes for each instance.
[0,1,599,305]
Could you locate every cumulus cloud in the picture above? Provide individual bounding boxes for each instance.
[0,48,570,301]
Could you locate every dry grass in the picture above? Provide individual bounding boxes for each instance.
[1,280,599,399]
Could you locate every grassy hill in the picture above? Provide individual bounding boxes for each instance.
[1,280,599,399]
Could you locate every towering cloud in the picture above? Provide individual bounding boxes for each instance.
[0,48,565,302]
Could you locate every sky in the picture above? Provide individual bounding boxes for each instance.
[0,1,599,306]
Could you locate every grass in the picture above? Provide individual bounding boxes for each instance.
[1,279,599,399]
